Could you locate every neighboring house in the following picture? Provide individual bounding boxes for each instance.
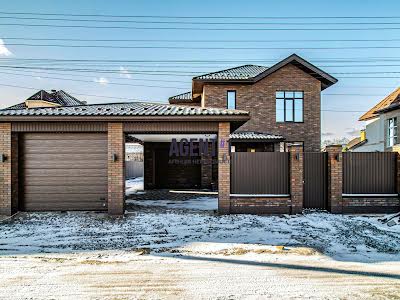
[345,130,368,152]
[358,87,400,152]
[375,95,400,151]
[168,54,338,152]
[5,89,86,109]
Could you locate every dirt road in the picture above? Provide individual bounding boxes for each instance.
[1,251,399,299]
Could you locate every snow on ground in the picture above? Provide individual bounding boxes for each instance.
[125,177,144,195]
[0,209,399,262]
[1,207,400,299]
[127,196,218,211]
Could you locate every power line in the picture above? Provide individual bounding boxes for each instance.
[0,66,196,76]
[0,71,189,88]
[0,68,191,83]
[0,11,398,19]
[7,43,400,50]
[3,16,400,25]
[5,37,400,43]
[3,65,400,76]
[3,57,400,63]
[0,83,373,113]
[3,23,400,31]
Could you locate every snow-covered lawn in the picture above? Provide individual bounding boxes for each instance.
[1,208,400,299]
[127,196,218,211]
[125,176,144,195]
[1,209,399,262]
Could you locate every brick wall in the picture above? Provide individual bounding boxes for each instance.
[218,122,231,213]
[11,133,18,213]
[200,143,213,189]
[326,145,343,213]
[230,197,291,214]
[108,123,125,215]
[203,64,322,152]
[289,145,303,214]
[0,123,12,215]
[143,142,202,189]
[342,197,399,213]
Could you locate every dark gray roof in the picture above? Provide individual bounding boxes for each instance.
[26,90,85,106]
[168,91,192,102]
[194,65,268,81]
[0,102,249,117]
[4,90,86,110]
[193,54,338,90]
[5,102,27,110]
[230,131,284,141]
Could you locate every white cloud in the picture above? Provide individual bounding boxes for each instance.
[345,127,362,137]
[119,66,132,79]
[322,132,335,138]
[35,76,42,80]
[94,77,109,85]
[0,39,13,56]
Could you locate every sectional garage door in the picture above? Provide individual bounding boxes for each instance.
[20,133,108,211]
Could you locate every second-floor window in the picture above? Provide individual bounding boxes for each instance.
[227,90,236,109]
[276,91,303,123]
[387,117,397,147]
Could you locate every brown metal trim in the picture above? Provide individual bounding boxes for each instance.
[12,122,107,132]
[1,115,250,122]
[124,121,219,133]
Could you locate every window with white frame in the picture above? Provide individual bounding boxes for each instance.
[387,117,398,147]
[276,91,303,122]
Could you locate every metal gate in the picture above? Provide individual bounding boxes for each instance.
[303,152,328,209]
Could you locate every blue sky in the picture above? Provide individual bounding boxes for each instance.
[1,0,400,140]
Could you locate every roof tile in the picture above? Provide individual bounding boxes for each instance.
[0,102,249,117]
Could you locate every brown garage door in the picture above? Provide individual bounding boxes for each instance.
[20,133,108,211]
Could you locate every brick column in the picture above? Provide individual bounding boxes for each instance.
[201,143,213,189]
[218,122,230,214]
[11,133,19,213]
[0,123,12,215]
[325,145,343,213]
[108,123,125,215]
[394,147,400,195]
[288,144,303,214]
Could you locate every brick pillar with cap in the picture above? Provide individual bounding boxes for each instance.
[325,145,343,214]
[288,144,303,214]
[108,123,125,215]
[218,122,230,214]
[0,123,12,216]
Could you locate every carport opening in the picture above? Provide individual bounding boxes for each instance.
[125,133,218,206]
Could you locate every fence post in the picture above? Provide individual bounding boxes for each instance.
[218,122,231,214]
[393,145,400,194]
[288,144,303,214]
[325,145,343,214]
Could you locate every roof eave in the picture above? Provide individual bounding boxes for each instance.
[230,138,285,142]
[0,115,251,122]
[253,54,338,90]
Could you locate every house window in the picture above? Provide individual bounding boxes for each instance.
[227,90,236,109]
[276,91,303,122]
[387,117,397,147]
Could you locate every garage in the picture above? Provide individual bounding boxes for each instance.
[20,133,108,211]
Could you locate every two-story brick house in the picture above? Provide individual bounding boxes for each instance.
[169,54,338,152]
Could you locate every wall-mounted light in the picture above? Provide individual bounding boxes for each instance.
[0,154,7,163]
[335,154,340,161]
[112,154,118,162]
[295,153,300,160]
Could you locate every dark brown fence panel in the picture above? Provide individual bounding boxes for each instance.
[304,152,328,209]
[231,152,289,195]
[343,152,397,195]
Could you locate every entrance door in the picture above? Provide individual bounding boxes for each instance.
[303,152,328,209]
